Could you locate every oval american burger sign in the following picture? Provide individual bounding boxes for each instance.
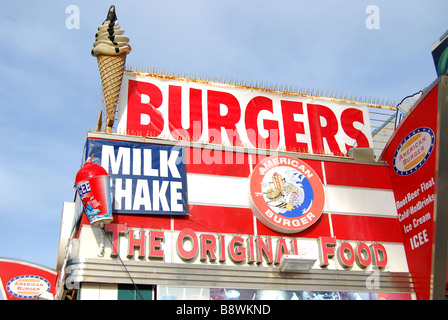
[6,275,51,299]
[393,127,435,176]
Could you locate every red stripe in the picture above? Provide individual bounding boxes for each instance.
[79,213,172,230]
[186,148,393,192]
[80,209,404,244]
[173,204,254,234]
[324,162,392,189]
[331,214,403,243]
[185,148,251,177]
[112,213,171,229]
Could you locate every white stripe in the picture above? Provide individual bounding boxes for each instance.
[328,213,334,237]
[324,185,398,217]
[187,173,398,217]
[321,161,327,185]
[253,215,258,235]
[248,154,254,173]
[187,173,249,208]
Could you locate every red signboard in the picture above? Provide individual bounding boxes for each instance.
[117,73,373,156]
[381,82,439,300]
[0,259,57,300]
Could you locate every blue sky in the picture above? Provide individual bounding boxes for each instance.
[0,0,446,297]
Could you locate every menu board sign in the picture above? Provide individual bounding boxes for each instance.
[381,78,447,300]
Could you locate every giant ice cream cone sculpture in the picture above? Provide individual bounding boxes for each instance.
[92,5,131,133]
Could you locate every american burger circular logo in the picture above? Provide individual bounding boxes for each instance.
[249,155,325,233]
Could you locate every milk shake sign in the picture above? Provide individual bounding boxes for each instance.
[117,73,373,156]
[83,139,188,215]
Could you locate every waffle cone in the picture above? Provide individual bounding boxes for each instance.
[97,53,126,131]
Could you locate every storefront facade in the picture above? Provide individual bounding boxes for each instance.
[55,72,447,300]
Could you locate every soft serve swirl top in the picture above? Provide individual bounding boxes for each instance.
[91,20,131,56]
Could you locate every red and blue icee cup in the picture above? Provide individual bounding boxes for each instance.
[74,160,113,226]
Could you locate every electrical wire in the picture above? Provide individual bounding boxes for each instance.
[100,226,145,300]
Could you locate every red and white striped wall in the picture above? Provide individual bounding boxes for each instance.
[80,146,404,244]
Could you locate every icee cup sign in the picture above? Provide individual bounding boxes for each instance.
[74,160,113,226]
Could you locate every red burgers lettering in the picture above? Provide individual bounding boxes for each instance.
[125,78,372,156]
